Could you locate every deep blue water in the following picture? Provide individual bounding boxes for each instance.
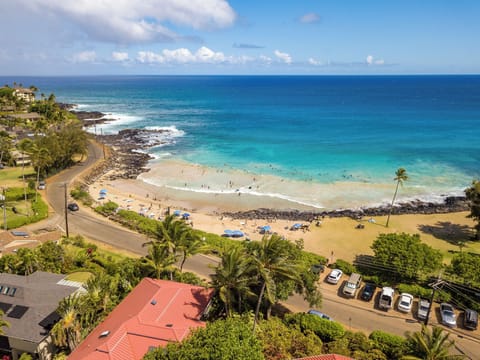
[3,75,480,202]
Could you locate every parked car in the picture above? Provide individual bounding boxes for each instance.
[37,180,46,190]
[360,283,376,301]
[67,203,79,211]
[307,309,333,321]
[379,287,395,310]
[311,264,325,275]
[463,309,478,330]
[326,269,343,284]
[343,273,362,297]
[397,293,414,313]
[417,298,431,320]
[440,303,457,327]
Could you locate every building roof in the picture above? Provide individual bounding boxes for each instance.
[69,278,215,360]
[0,271,81,344]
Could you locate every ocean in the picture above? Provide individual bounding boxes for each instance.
[3,75,480,210]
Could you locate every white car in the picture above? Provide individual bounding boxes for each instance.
[326,269,343,284]
[397,293,414,313]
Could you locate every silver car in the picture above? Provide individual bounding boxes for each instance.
[440,303,456,327]
[417,298,430,320]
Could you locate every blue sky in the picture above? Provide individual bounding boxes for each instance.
[0,0,478,75]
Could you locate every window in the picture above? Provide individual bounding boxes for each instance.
[9,288,16,297]
[2,287,9,295]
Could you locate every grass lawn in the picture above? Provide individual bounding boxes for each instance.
[0,166,36,187]
[65,271,93,283]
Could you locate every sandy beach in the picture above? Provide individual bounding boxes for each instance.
[87,166,478,263]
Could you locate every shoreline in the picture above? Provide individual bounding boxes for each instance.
[78,119,470,217]
[73,116,478,263]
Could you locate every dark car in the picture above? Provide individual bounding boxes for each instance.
[360,283,376,301]
[463,309,478,330]
[311,264,325,275]
[67,203,79,211]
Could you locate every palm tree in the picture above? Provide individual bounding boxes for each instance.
[143,241,177,280]
[17,138,33,216]
[177,230,208,272]
[212,247,255,317]
[250,234,301,333]
[51,293,86,353]
[0,310,10,335]
[15,248,38,275]
[28,143,50,202]
[386,167,408,227]
[403,325,464,360]
[143,215,190,279]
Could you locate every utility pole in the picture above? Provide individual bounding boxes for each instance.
[425,274,444,326]
[64,183,69,238]
[1,188,6,231]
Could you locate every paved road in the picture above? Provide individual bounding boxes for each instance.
[34,142,479,359]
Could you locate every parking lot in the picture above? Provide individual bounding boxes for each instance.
[318,270,480,338]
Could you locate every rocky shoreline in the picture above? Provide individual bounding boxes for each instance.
[70,105,471,219]
[223,196,470,221]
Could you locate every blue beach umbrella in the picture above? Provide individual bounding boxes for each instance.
[223,229,234,237]
[232,230,244,237]
[99,189,107,194]
[173,210,182,216]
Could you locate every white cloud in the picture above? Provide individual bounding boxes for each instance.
[70,50,96,63]
[274,50,292,64]
[308,57,322,66]
[14,0,237,44]
[366,54,385,65]
[136,46,231,64]
[300,12,320,24]
[112,51,129,62]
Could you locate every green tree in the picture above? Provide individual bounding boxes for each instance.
[371,233,443,280]
[143,241,176,280]
[284,312,345,343]
[449,252,480,286]
[403,325,464,360]
[212,247,255,317]
[249,235,301,332]
[144,317,264,360]
[0,310,10,335]
[465,180,480,240]
[257,317,323,360]
[386,168,408,227]
[15,248,38,275]
[369,330,407,359]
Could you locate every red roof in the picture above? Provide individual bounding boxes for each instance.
[69,278,214,360]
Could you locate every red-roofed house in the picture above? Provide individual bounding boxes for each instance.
[68,278,215,360]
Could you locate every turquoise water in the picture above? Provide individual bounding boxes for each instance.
[4,75,480,208]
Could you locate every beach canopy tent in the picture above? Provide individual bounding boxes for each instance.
[232,230,244,238]
[182,213,190,220]
[173,210,182,216]
[223,229,234,237]
[291,223,302,230]
[259,225,271,234]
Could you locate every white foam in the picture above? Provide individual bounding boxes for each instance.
[145,125,185,138]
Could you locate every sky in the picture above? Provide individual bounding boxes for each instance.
[0,0,479,75]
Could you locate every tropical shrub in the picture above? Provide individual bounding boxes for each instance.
[284,312,345,342]
[369,330,406,360]
[333,259,357,275]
